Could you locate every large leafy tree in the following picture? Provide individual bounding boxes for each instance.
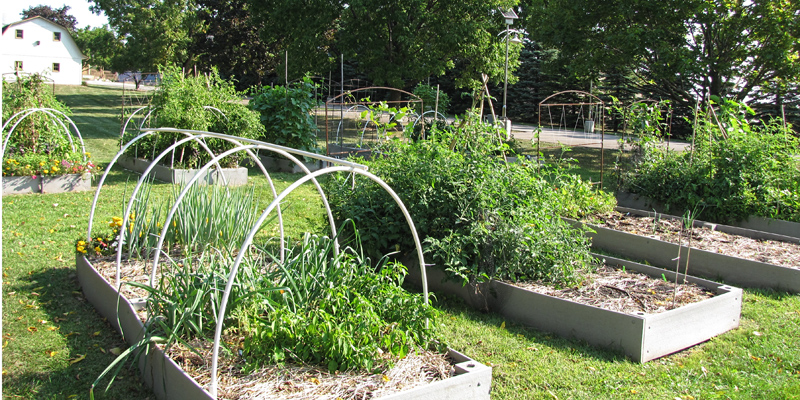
[190,0,278,89]
[89,0,205,73]
[249,0,520,92]
[21,5,78,31]
[73,25,124,72]
[523,0,800,109]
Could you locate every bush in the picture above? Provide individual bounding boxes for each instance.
[411,83,450,115]
[324,113,615,286]
[249,76,321,155]
[623,99,800,223]
[123,65,263,168]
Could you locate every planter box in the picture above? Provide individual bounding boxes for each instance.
[566,217,800,293]
[116,156,248,186]
[616,191,800,240]
[76,255,491,400]
[406,255,741,363]
[256,154,325,174]
[2,173,91,196]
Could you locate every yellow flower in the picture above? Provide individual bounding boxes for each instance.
[76,245,86,253]
[39,162,46,166]
[94,246,101,253]
[42,170,49,174]
[78,240,86,246]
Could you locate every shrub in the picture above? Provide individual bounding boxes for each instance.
[623,98,800,223]
[412,83,450,115]
[123,65,263,168]
[324,113,615,286]
[249,76,321,155]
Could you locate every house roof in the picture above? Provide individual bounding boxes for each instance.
[2,16,87,60]
[3,16,72,33]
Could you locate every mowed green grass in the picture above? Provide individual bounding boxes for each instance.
[3,85,799,399]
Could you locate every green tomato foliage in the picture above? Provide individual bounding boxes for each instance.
[623,98,800,223]
[324,112,616,286]
[248,76,322,156]
[122,65,264,168]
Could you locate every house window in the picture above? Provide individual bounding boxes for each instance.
[52,63,61,72]
[15,29,23,39]
[53,32,62,42]
[14,61,23,71]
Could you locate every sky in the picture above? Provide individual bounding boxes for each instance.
[1,0,108,29]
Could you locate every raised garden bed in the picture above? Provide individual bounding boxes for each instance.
[616,191,800,240]
[77,254,492,400]
[116,155,248,186]
[256,154,325,174]
[406,254,742,363]
[565,213,800,293]
[2,173,91,196]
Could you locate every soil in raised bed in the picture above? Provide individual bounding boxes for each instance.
[591,212,800,269]
[87,255,454,399]
[512,261,715,315]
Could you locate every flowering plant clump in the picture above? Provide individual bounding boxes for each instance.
[75,217,122,257]
[3,151,99,178]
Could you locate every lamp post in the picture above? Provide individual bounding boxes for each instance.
[499,7,519,139]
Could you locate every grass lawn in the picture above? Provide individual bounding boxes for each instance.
[2,85,799,399]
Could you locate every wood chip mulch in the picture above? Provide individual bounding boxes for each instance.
[512,263,716,315]
[592,212,800,269]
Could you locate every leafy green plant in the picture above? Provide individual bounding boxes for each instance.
[249,76,321,156]
[622,98,800,223]
[242,227,440,372]
[412,83,450,115]
[325,114,614,286]
[123,65,263,168]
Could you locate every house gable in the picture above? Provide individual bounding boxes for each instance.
[1,16,87,85]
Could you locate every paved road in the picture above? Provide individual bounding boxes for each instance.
[509,121,691,152]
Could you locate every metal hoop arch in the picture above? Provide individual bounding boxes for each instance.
[1,108,86,159]
[209,165,429,398]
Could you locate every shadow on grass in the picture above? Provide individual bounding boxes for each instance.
[4,266,153,399]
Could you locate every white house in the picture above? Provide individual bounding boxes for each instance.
[1,16,86,85]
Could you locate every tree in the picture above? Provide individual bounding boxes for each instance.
[190,0,278,89]
[21,5,78,31]
[73,25,124,72]
[89,0,205,74]
[522,0,800,111]
[249,0,521,93]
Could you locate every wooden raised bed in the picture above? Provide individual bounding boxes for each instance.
[116,155,248,186]
[76,254,492,400]
[565,214,800,293]
[2,173,91,196]
[616,191,800,240]
[406,254,742,363]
